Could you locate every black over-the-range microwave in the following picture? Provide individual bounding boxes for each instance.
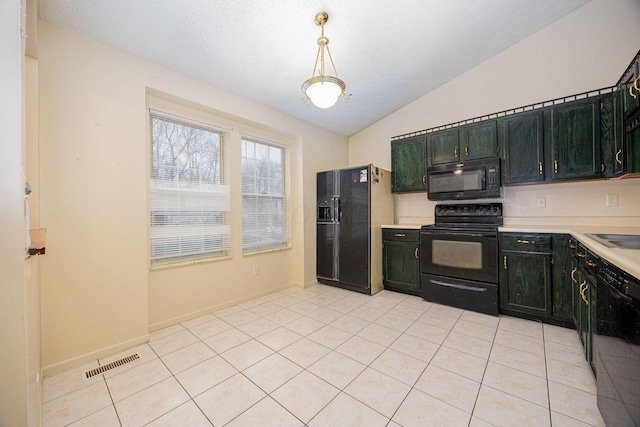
[426,157,501,201]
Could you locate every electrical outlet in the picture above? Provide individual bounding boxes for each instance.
[606,193,619,207]
[536,197,546,208]
[253,265,260,276]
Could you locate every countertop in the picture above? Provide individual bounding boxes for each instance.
[500,224,640,281]
[383,223,640,280]
[381,224,423,230]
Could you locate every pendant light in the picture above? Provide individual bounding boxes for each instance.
[301,12,350,109]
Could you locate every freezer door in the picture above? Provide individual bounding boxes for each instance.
[317,223,338,280]
[317,170,337,200]
[338,166,370,289]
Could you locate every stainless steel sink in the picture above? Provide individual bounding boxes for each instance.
[585,233,640,249]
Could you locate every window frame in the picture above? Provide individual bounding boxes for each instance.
[148,108,231,267]
[240,135,291,254]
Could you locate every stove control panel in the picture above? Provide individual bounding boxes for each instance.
[434,203,502,218]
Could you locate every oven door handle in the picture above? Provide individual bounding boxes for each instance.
[429,279,487,292]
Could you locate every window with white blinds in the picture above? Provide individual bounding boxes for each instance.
[149,110,230,265]
[241,136,289,253]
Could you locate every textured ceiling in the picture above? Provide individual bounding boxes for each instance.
[39,0,591,136]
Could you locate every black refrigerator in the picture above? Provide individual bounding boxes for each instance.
[316,164,393,294]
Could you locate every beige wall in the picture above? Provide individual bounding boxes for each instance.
[349,0,640,226]
[38,19,348,372]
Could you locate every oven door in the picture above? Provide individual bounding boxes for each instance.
[420,228,498,284]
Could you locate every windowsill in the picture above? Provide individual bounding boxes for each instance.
[27,228,47,256]
[149,254,231,271]
[242,245,291,257]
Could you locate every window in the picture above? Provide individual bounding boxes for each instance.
[241,136,289,253]
[149,110,230,265]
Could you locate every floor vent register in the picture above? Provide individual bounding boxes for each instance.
[84,353,141,379]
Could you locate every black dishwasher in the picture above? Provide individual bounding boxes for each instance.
[594,258,640,427]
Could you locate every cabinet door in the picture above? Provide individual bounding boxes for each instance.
[621,64,640,117]
[551,99,601,181]
[501,111,545,184]
[382,240,420,295]
[551,235,573,323]
[460,121,498,161]
[500,251,551,317]
[429,129,459,165]
[577,270,596,368]
[391,136,427,193]
[600,93,625,177]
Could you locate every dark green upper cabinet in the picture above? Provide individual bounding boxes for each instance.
[391,135,427,193]
[501,111,545,185]
[620,59,639,118]
[460,121,498,160]
[429,121,497,166]
[428,129,459,165]
[600,92,626,177]
[550,98,602,181]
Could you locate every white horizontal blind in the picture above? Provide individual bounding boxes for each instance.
[150,111,230,265]
[241,136,289,253]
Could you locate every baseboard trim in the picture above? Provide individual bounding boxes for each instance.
[303,279,320,288]
[148,282,298,332]
[42,334,150,378]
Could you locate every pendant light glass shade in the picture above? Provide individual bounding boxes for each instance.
[302,76,346,109]
[301,12,349,108]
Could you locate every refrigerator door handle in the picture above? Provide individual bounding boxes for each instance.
[333,197,341,223]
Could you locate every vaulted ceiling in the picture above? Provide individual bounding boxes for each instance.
[39,0,591,136]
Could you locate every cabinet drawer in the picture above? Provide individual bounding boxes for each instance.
[501,233,551,252]
[382,229,420,242]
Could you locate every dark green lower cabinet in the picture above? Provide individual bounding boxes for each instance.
[551,235,574,323]
[500,247,551,318]
[382,229,420,296]
[499,233,574,327]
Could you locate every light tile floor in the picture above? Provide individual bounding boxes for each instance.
[42,284,606,427]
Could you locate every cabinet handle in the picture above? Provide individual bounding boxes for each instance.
[503,255,507,270]
[517,239,535,244]
[422,175,426,185]
[414,247,419,259]
[631,77,640,99]
[587,260,597,267]
[580,282,589,305]
[539,162,543,175]
[571,267,577,283]
[577,252,586,258]
[465,146,469,157]
[394,233,406,237]
[554,160,558,174]
[454,146,458,158]
[569,243,576,249]
[615,149,623,165]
